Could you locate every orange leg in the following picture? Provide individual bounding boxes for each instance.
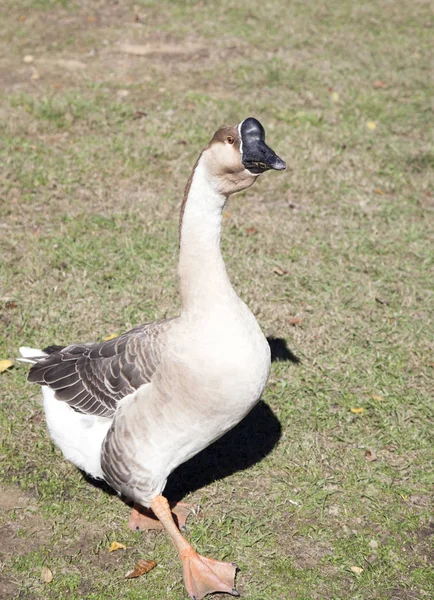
[151,495,239,600]
[128,501,194,531]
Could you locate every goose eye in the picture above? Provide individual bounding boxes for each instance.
[226,135,234,145]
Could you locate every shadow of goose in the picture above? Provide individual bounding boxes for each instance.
[164,400,281,502]
[267,336,300,364]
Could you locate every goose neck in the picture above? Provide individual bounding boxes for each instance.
[178,158,233,312]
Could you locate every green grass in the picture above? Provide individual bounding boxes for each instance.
[1,0,433,598]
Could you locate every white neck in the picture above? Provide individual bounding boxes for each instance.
[178,158,235,313]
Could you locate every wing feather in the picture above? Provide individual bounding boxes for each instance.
[28,318,175,417]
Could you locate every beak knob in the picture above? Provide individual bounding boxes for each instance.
[240,117,286,174]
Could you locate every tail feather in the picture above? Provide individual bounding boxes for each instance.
[18,346,48,365]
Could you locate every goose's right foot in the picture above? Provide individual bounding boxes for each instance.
[128,501,194,531]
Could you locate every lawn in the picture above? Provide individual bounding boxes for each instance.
[0,1,433,599]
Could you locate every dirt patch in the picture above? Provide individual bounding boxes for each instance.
[0,483,117,599]
[417,522,434,541]
[0,485,44,560]
[389,589,426,600]
[0,580,23,600]
[0,484,34,513]
[278,534,333,569]
[0,519,42,558]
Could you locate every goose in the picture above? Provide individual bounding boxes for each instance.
[20,117,285,600]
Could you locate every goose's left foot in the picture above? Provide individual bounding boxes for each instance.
[128,502,193,531]
[181,547,238,600]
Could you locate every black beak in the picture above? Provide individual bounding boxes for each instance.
[240,117,286,174]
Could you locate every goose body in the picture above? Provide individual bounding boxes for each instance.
[22,118,285,599]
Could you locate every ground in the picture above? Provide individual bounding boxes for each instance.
[0,0,433,599]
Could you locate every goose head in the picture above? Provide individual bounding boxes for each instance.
[202,117,286,196]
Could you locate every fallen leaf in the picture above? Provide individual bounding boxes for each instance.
[103,333,118,341]
[366,120,377,130]
[350,407,365,414]
[125,559,157,579]
[373,80,387,89]
[245,226,258,236]
[365,449,378,462]
[23,55,34,64]
[288,317,302,326]
[29,411,44,423]
[223,211,232,219]
[375,296,389,305]
[0,360,13,373]
[372,394,384,401]
[331,91,339,102]
[41,566,53,583]
[273,266,288,276]
[375,188,383,195]
[386,444,397,452]
[109,541,126,552]
[133,110,148,120]
[350,566,363,575]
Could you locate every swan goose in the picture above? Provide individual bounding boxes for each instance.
[20,117,285,600]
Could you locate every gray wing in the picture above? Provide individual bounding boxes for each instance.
[27,317,176,418]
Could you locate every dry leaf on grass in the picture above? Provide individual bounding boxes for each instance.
[133,110,148,120]
[350,566,363,575]
[350,407,365,414]
[103,333,118,341]
[109,541,126,552]
[372,394,384,401]
[245,226,258,235]
[373,80,387,89]
[365,449,378,462]
[125,559,157,579]
[288,317,302,326]
[41,566,53,583]
[0,360,13,373]
[273,266,288,276]
[367,120,377,130]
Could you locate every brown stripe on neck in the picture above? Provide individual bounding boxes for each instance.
[178,124,239,243]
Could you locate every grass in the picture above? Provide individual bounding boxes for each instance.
[0,0,433,598]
